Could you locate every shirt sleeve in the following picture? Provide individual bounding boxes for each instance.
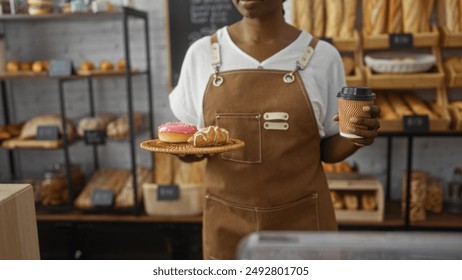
[169,36,211,127]
[323,47,346,138]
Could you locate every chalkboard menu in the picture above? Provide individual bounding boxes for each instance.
[165,0,242,89]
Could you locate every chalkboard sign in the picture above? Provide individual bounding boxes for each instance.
[389,33,413,50]
[165,0,242,89]
[84,130,106,145]
[403,115,429,133]
[36,126,60,140]
[157,184,180,201]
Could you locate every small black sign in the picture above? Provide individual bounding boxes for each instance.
[403,115,429,133]
[157,184,180,201]
[36,126,60,140]
[91,189,114,207]
[84,130,106,145]
[320,37,333,45]
[49,59,73,77]
[389,33,413,49]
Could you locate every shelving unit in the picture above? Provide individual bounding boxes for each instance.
[0,7,154,214]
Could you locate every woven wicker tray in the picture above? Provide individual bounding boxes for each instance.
[140,138,245,155]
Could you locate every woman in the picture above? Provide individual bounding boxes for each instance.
[169,0,380,259]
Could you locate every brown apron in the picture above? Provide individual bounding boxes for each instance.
[201,34,337,260]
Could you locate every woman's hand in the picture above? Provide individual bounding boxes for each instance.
[333,104,381,147]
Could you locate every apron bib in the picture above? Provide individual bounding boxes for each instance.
[201,34,337,260]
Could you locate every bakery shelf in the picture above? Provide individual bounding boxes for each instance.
[448,105,462,130]
[362,26,440,50]
[0,12,123,22]
[440,26,462,48]
[332,30,360,52]
[410,211,462,229]
[444,63,462,88]
[346,66,365,87]
[365,66,444,89]
[0,71,147,81]
[337,201,404,228]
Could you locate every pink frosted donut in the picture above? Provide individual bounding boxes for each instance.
[158,122,198,143]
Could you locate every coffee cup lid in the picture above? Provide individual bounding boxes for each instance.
[337,87,376,100]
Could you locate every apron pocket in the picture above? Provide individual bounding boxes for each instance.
[216,113,262,164]
[203,193,257,260]
[256,193,320,231]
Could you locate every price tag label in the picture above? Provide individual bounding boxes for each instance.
[403,115,429,133]
[157,184,180,201]
[91,189,114,207]
[389,33,413,49]
[320,37,333,45]
[36,126,60,140]
[84,130,106,145]
[49,59,73,77]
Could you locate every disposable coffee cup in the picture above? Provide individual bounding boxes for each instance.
[337,87,376,139]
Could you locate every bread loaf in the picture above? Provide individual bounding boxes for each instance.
[115,167,152,208]
[401,92,439,120]
[77,113,116,137]
[325,0,343,38]
[106,112,144,139]
[388,93,414,117]
[342,56,355,76]
[344,193,359,210]
[421,0,435,32]
[445,0,460,32]
[368,0,387,35]
[387,0,403,33]
[402,0,423,33]
[339,0,357,38]
[361,193,377,210]
[292,0,312,34]
[19,114,76,140]
[330,191,344,210]
[376,94,399,120]
[312,0,325,37]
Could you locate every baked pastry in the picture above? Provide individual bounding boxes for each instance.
[325,0,343,38]
[292,0,313,34]
[0,123,23,140]
[388,93,414,117]
[80,61,95,71]
[6,61,20,72]
[77,113,116,137]
[188,126,230,147]
[366,0,387,35]
[117,59,126,71]
[376,93,399,120]
[344,193,359,210]
[158,121,197,143]
[20,61,32,71]
[28,0,53,15]
[401,92,438,120]
[106,112,144,139]
[330,191,344,210]
[387,0,403,33]
[361,193,377,210]
[445,0,460,32]
[19,114,76,140]
[339,0,358,38]
[99,60,114,72]
[312,0,325,37]
[32,61,46,73]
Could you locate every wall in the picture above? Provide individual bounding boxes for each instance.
[0,1,460,200]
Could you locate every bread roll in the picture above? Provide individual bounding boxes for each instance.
[361,193,377,210]
[367,0,387,35]
[117,59,126,71]
[20,61,32,71]
[402,0,423,33]
[445,0,460,32]
[330,191,344,210]
[187,126,230,147]
[32,61,45,73]
[19,114,76,140]
[106,112,144,139]
[80,61,95,71]
[388,0,403,33]
[388,93,414,117]
[6,61,20,72]
[344,193,359,210]
[292,0,312,34]
[325,0,343,38]
[312,0,325,37]
[77,113,116,137]
[339,0,358,38]
[99,60,114,72]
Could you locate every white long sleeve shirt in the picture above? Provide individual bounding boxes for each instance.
[169,27,346,138]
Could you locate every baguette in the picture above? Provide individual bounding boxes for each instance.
[376,93,399,120]
[325,0,343,38]
[106,112,144,139]
[77,113,116,137]
[421,0,435,32]
[292,0,312,34]
[369,0,388,35]
[401,92,438,120]
[445,0,460,32]
[341,56,355,76]
[388,0,403,33]
[402,0,422,33]
[312,0,325,37]
[388,93,414,117]
[19,114,76,140]
[339,0,358,38]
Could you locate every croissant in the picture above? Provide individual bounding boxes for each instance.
[188,126,230,147]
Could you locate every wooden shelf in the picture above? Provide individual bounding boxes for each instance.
[332,30,360,52]
[346,67,365,87]
[36,211,203,224]
[0,12,123,22]
[440,26,462,48]
[365,66,445,89]
[0,70,147,81]
[362,27,440,50]
[337,201,404,227]
[411,211,462,229]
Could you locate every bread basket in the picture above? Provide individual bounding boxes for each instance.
[365,52,436,74]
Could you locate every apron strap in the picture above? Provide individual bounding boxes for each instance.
[211,33,221,73]
[284,36,319,84]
